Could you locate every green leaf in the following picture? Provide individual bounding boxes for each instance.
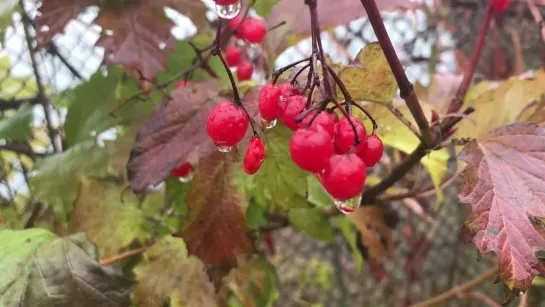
[0,104,33,141]
[246,201,268,229]
[165,176,190,228]
[64,67,154,146]
[0,0,16,44]
[236,124,309,212]
[339,43,398,104]
[69,179,161,258]
[0,229,133,307]
[306,175,332,208]
[132,235,219,307]
[332,216,363,273]
[0,56,38,100]
[254,0,279,17]
[288,208,334,242]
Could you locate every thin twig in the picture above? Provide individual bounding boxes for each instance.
[385,104,421,137]
[526,0,545,43]
[100,245,151,265]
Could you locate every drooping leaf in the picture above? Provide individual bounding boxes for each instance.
[221,256,279,307]
[0,229,133,307]
[235,124,309,212]
[349,206,394,261]
[132,235,219,307]
[127,79,222,192]
[339,43,398,104]
[69,179,161,258]
[332,216,364,273]
[288,208,334,242]
[0,104,33,141]
[459,122,545,291]
[178,151,254,267]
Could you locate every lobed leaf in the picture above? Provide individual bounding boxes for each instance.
[459,122,545,291]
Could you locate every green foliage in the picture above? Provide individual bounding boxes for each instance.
[246,201,268,229]
[0,104,33,141]
[254,0,279,16]
[288,208,334,242]
[0,229,133,307]
[332,216,363,273]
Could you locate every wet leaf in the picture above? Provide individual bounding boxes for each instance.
[349,206,394,261]
[0,229,133,307]
[132,235,218,307]
[127,79,221,192]
[288,208,334,242]
[69,179,161,258]
[0,104,33,141]
[339,43,398,104]
[459,122,545,291]
[178,151,253,267]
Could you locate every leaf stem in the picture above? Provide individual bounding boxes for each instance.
[272,57,312,84]
[359,0,434,148]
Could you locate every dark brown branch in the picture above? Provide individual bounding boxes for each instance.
[359,0,434,147]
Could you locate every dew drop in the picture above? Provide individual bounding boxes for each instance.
[158,41,166,50]
[215,1,241,20]
[178,171,194,183]
[39,25,50,32]
[104,29,114,36]
[333,195,362,215]
[261,118,277,129]
[217,145,233,153]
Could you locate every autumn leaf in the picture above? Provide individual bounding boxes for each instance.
[339,43,398,104]
[132,235,218,307]
[127,79,222,192]
[177,151,254,267]
[349,206,394,261]
[459,122,545,291]
[0,229,133,307]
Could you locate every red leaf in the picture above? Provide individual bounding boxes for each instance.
[34,0,92,45]
[127,80,221,192]
[177,151,254,267]
[459,122,545,291]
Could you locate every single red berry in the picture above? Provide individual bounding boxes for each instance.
[290,128,334,173]
[236,61,253,81]
[322,154,366,200]
[228,15,244,39]
[171,162,193,178]
[280,95,306,130]
[259,84,282,121]
[298,111,335,138]
[328,111,339,123]
[243,137,266,175]
[359,135,384,167]
[431,110,440,124]
[491,0,509,12]
[239,18,267,44]
[334,116,368,155]
[175,80,191,88]
[225,46,242,67]
[206,101,249,147]
[215,0,238,5]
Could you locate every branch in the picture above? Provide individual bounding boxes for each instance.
[526,0,545,43]
[359,0,434,148]
[100,245,151,265]
[411,265,498,307]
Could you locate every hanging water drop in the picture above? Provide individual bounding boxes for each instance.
[217,145,233,153]
[261,118,277,129]
[215,1,241,20]
[178,171,194,183]
[333,195,362,215]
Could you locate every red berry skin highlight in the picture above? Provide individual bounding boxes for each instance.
[206,102,249,147]
[258,84,282,121]
[225,46,242,67]
[290,128,334,173]
[171,163,193,178]
[236,62,253,81]
[322,154,367,200]
[239,18,267,44]
[298,111,335,138]
[334,116,368,155]
[243,137,266,175]
[280,95,306,131]
[359,135,384,167]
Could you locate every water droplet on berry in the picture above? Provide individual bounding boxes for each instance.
[333,195,362,215]
[215,1,241,19]
[261,118,277,129]
[178,172,194,183]
[217,145,233,153]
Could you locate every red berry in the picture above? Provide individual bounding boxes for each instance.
[334,116,368,155]
[322,154,366,200]
[298,111,335,138]
[359,135,383,167]
[290,128,334,173]
[243,137,266,175]
[491,0,509,12]
[280,95,306,131]
[215,0,238,5]
[206,102,249,147]
[258,84,282,121]
[239,18,267,44]
[228,15,244,39]
[277,82,299,97]
[328,111,339,123]
[236,61,253,81]
[175,80,191,88]
[171,163,193,178]
[225,46,242,67]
